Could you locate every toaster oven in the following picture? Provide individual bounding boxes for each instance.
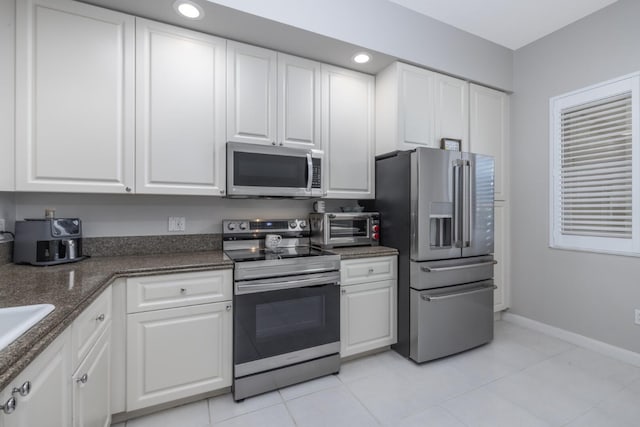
[309,212,380,248]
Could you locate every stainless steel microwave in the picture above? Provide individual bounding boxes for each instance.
[310,212,380,248]
[226,142,323,198]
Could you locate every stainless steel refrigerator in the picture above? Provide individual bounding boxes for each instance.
[372,147,496,363]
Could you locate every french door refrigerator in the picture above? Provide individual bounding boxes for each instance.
[373,147,495,363]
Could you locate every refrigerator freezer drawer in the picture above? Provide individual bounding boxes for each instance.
[410,255,495,290]
[409,281,494,363]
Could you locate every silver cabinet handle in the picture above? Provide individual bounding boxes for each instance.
[96,314,105,322]
[368,268,374,274]
[341,289,346,295]
[421,260,497,273]
[226,304,232,311]
[219,189,225,195]
[12,381,31,397]
[76,374,88,384]
[180,288,187,294]
[0,396,16,414]
[125,187,132,193]
[271,141,276,146]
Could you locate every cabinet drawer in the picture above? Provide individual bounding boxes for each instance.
[71,287,111,369]
[340,256,396,286]
[126,269,232,313]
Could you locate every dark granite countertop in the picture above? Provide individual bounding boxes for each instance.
[328,245,399,260]
[0,251,232,391]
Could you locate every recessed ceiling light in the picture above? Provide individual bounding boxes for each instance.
[353,53,371,64]
[174,1,203,19]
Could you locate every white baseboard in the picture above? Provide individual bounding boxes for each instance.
[502,312,640,367]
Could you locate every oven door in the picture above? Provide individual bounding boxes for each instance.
[234,272,340,377]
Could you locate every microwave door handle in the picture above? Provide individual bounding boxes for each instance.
[306,153,313,192]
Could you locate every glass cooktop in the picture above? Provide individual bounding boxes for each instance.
[224,246,334,263]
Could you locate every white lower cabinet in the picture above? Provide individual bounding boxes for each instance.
[126,301,232,411]
[0,329,72,427]
[72,324,111,427]
[340,256,397,358]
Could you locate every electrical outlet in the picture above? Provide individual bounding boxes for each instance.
[635,309,640,325]
[167,217,186,232]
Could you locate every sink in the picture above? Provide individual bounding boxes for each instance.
[0,304,55,352]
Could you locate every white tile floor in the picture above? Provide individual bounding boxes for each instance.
[112,320,640,427]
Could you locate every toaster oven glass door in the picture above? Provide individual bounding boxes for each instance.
[329,218,370,238]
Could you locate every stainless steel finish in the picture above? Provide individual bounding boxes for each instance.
[420,283,496,301]
[233,255,340,281]
[410,255,495,290]
[306,153,313,192]
[235,271,340,295]
[234,354,340,401]
[96,313,105,322]
[235,342,340,377]
[1,396,16,414]
[420,260,497,273]
[76,374,89,384]
[226,142,323,198]
[453,159,462,248]
[461,159,470,247]
[462,152,495,258]
[410,281,494,362]
[12,381,31,397]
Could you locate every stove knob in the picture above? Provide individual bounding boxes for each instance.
[372,232,379,240]
[299,220,307,228]
[227,222,237,231]
[289,221,298,229]
[239,222,248,231]
[372,225,380,233]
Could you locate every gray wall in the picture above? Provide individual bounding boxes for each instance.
[511,0,640,353]
[208,0,513,91]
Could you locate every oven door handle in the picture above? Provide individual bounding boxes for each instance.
[235,273,340,295]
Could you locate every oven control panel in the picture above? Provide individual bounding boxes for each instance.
[223,218,309,236]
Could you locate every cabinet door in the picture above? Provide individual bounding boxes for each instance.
[126,302,232,411]
[469,84,509,200]
[434,74,469,152]
[493,201,509,311]
[15,0,135,193]
[278,53,321,150]
[1,330,72,427]
[399,63,435,149]
[136,19,226,196]
[0,0,14,190]
[341,279,397,358]
[227,41,277,145]
[72,325,111,427]
[322,65,375,199]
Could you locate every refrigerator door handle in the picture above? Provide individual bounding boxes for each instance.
[453,160,463,248]
[463,160,472,248]
[420,284,497,301]
[421,260,497,273]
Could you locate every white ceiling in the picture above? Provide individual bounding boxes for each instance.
[388,0,618,50]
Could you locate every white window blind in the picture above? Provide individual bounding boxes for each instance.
[550,74,640,255]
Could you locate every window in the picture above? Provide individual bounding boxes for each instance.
[550,73,640,255]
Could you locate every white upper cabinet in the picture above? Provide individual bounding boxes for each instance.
[376,62,468,155]
[135,19,226,196]
[0,0,14,191]
[227,41,278,146]
[434,73,469,152]
[322,65,375,199]
[469,84,510,201]
[227,42,321,150]
[277,53,321,150]
[15,0,135,193]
